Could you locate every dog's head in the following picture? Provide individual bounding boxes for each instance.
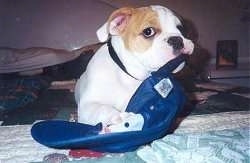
[97,5,194,74]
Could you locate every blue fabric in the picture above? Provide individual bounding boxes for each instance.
[31,54,187,153]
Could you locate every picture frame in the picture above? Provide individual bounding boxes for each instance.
[216,40,238,69]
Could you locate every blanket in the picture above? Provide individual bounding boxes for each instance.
[0,76,50,111]
[0,111,249,163]
[0,82,249,162]
[0,47,85,74]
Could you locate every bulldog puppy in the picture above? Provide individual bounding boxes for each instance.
[75,5,194,129]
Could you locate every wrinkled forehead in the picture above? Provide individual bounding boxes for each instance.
[151,5,182,32]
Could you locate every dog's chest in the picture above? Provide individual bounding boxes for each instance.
[86,45,142,111]
[113,76,141,111]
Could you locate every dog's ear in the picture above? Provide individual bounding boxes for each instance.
[96,22,109,42]
[96,7,133,42]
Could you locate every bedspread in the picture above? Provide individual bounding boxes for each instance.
[0,111,249,163]
[0,82,249,162]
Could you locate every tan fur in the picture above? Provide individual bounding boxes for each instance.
[108,7,161,53]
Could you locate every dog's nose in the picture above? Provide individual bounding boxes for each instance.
[167,36,184,50]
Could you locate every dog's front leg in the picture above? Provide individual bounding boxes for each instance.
[78,102,122,126]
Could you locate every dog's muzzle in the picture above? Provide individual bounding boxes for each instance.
[167,36,184,51]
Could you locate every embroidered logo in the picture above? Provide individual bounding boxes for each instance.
[154,78,173,98]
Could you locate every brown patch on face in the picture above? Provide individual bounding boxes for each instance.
[108,7,161,53]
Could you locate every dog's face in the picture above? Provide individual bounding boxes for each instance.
[97,5,194,73]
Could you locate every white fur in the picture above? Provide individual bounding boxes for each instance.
[75,5,194,130]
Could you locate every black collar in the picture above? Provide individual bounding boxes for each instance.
[107,39,137,80]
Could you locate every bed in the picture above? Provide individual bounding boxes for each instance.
[0,79,249,163]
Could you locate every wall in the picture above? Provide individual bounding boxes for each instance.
[249,23,250,55]
[0,0,248,57]
[0,0,115,50]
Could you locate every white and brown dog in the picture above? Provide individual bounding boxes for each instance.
[75,5,194,131]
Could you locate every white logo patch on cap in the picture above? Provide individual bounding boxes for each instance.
[154,78,173,98]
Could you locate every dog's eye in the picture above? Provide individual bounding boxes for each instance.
[142,27,156,38]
